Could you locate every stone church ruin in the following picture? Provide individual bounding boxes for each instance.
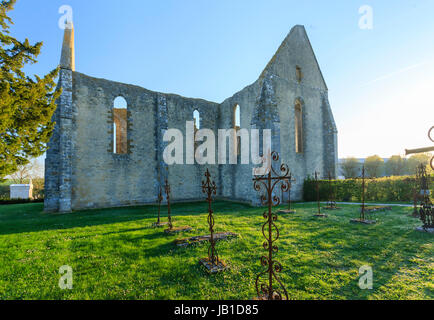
[45,24,338,212]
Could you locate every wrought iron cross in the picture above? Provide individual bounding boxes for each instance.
[411,173,420,216]
[285,173,296,212]
[360,166,366,220]
[417,164,433,229]
[356,165,370,221]
[405,126,434,170]
[201,168,219,265]
[164,179,173,230]
[156,187,163,225]
[405,127,433,221]
[314,171,321,215]
[410,167,424,216]
[326,171,337,209]
[252,151,290,300]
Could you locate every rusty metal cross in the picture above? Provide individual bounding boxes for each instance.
[201,168,219,265]
[326,171,338,209]
[354,165,370,221]
[314,171,321,215]
[284,173,296,212]
[405,126,434,170]
[156,187,163,225]
[252,151,290,300]
[164,179,173,230]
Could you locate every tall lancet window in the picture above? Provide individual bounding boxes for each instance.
[295,99,303,153]
[193,110,200,132]
[193,110,200,151]
[113,96,128,154]
[233,104,241,155]
[296,66,303,83]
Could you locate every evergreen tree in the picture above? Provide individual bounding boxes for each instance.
[0,0,60,180]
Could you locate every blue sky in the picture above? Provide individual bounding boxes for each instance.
[8,0,434,158]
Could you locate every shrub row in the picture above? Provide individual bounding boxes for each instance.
[0,199,44,205]
[303,175,433,203]
[0,184,9,200]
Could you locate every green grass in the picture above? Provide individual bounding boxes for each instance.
[0,201,432,300]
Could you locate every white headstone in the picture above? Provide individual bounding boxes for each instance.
[10,181,33,200]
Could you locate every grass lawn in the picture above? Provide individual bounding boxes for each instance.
[0,201,432,300]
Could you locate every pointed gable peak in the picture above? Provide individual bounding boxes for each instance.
[259,25,327,91]
[287,24,306,38]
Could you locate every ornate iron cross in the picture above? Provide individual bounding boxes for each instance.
[417,164,433,229]
[156,187,163,225]
[405,128,433,222]
[355,165,376,221]
[285,173,296,212]
[405,126,434,170]
[252,151,290,300]
[411,173,420,216]
[164,179,173,230]
[314,171,321,215]
[359,166,367,221]
[326,171,337,209]
[201,168,219,265]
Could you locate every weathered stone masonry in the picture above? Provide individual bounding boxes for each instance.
[45,24,338,212]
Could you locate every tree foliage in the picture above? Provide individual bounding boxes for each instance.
[385,155,406,176]
[303,175,433,203]
[0,0,60,179]
[9,157,43,183]
[364,155,384,178]
[406,153,432,175]
[340,157,361,179]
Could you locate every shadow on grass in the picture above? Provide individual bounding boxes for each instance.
[0,201,255,236]
[102,227,151,236]
[281,206,432,299]
[334,227,431,299]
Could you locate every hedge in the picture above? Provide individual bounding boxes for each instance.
[0,199,44,205]
[303,175,434,203]
[0,184,10,200]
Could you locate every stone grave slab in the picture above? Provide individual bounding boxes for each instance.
[364,206,392,213]
[350,219,377,225]
[152,222,169,228]
[199,258,228,274]
[314,214,328,218]
[277,209,296,214]
[174,232,238,247]
[323,206,341,210]
[164,226,193,234]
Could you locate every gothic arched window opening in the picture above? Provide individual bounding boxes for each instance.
[113,96,128,154]
[233,104,241,155]
[295,99,303,153]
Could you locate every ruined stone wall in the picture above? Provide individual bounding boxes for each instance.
[45,68,74,212]
[70,73,157,209]
[46,72,219,211]
[164,94,220,203]
[218,75,331,202]
[45,25,338,212]
[217,26,336,202]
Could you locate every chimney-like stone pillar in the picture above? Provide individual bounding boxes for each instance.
[45,22,75,213]
[60,22,75,71]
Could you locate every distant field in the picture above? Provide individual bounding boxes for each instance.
[0,201,432,300]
